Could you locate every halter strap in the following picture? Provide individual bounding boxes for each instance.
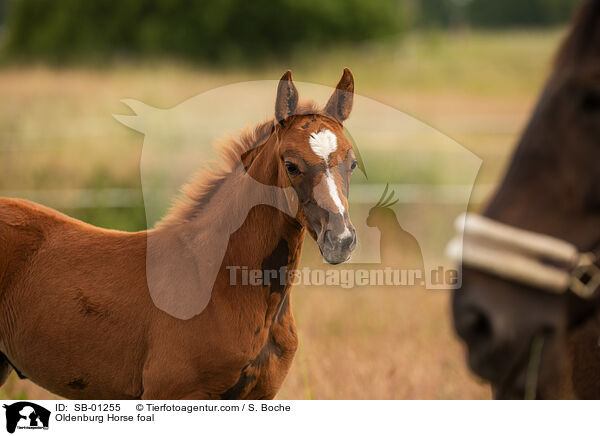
[446,213,600,299]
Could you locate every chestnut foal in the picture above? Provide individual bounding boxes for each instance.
[0,69,358,399]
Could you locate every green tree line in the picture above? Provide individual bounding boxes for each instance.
[0,0,583,64]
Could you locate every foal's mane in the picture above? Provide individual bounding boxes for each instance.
[157,101,320,228]
[554,0,600,74]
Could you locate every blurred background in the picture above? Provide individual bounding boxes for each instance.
[0,0,584,399]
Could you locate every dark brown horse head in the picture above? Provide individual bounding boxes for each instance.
[270,69,358,264]
[453,0,600,399]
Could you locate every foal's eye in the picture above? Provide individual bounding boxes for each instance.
[284,161,301,176]
[350,160,358,171]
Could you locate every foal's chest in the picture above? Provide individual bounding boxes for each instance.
[218,235,302,399]
[220,302,298,400]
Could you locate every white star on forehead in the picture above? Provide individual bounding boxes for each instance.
[309,129,338,161]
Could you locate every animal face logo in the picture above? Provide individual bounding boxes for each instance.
[2,402,50,434]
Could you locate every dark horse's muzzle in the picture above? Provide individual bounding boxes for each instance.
[449,213,600,398]
[453,269,567,398]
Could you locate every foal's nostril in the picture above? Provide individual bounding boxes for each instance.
[340,236,352,250]
[324,229,334,246]
[340,228,356,250]
[323,227,356,254]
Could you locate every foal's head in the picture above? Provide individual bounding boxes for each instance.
[453,0,600,399]
[266,69,358,264]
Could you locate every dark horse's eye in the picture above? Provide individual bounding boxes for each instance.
[284,161,301,176]
[582,89,600,112]
[350,160,358,171]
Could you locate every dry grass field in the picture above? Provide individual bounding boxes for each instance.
[0,29,565,399]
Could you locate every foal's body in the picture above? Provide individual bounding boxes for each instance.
[0,188,300,399]
[0,69,358,399]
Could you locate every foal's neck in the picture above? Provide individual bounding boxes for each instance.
[146,135,304,320]
[185,136,305,299]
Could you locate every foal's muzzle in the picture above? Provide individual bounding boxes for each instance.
[322,228,357,264]
[319,223,357,265]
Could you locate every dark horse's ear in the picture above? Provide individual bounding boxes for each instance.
[275,70,299,125]
[324,68,354,123]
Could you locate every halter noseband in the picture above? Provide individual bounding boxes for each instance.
[446,213,600,299]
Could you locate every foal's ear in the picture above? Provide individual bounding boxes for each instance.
[275,70,299,125]
[324,68,354,123]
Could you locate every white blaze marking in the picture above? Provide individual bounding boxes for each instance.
[309,129,345,216]
[325,169,345,215]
